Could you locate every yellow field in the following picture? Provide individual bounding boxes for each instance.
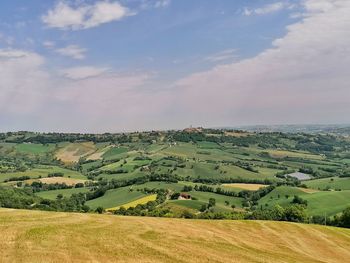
[37,177,86,186]
[0,209,350,262]
[267,149,323,160]
[86,146,112,161]
[107,194,157,211]
[223,183,267,191]
[55,142,96,163]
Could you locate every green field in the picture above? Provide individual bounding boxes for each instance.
[305,177,350,190]
[86,187,147,209]
[0,165,85,183]
[15,143,55,154]
[189,191,243,211]
[102,146,128,159]
[168,199,207,210]
[35,187,91,200]
[259,186,350,216]
[1,130,350,231]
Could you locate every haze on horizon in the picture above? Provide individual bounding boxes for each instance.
[0,0,349,133]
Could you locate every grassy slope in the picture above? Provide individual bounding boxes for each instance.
[15,143,56,154]
[0,166,86,183]
[305,177,350,190]
[1,209,350,262]
[259,186,350,216]
[35,187,91,200]
[86,187,147,209]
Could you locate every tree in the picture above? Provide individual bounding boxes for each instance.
[200,204,207,212]
[340,207,350,228]
[182,210,195,219]
[291,195,308,206]
[82,205,90,213]
[208,198,216,208]
[284,205,307,223]
[271,205,285,221]
[170,192,180,200]
[95,207,104,214]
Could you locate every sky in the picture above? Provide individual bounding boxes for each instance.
[0,0,349,132]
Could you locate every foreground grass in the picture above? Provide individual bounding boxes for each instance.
[0,209,350,262]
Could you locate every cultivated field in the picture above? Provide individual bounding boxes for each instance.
[0,209,349,263]
[222,183,267,191]
[107,194,157,211]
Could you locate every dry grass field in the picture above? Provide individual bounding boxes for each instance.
[37,177,86,186]
[55,142,96,163]
[222,183,267,191]
[1,209,350,262]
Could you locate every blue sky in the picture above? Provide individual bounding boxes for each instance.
[0,0,349,132]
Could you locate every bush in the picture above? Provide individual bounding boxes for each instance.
[95,207,104,214]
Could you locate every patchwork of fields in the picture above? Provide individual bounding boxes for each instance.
[1,130,350,219]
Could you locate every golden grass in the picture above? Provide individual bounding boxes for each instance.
[86,146,112,161]
[298,187,320,194]
[55,142,96,163]
[223,183,268,191]
[27,177,86,186]
[1,208,350,262]
[107,194,157,211]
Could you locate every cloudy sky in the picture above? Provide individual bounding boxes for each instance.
[0,0,349,132]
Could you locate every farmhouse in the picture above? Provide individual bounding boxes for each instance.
[178,193,192,200]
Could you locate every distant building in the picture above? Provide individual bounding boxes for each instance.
[286,172,311,181]
[178,193,191,200]
[184,127,203,133]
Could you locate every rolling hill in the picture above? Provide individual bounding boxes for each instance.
[0,208,349,262]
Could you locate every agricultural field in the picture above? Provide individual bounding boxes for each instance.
[258,186,350,216]
[55,142,97,163]
[0,165,85,183]
[36,187,91,200]
[86,187,148,209]
[107,194,157,210]
[15,143,56,155]
[305,176,350,191]
[222,183,267,191]
[0,209,349,262]
[0,129,350,223]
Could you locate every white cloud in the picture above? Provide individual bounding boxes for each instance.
[204,49,238,63]
[174,0,350,126]
[60,66,109,80]
[244,2,293,16]
[0,49,50,114]
[0,33,14,45]
[0,47,155,132]
[55,45,86,60]
[42,1,132,30]
[154,0,171,8]
[2,0,350,131]
[140,0,171,10]
[43,41,55,49]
